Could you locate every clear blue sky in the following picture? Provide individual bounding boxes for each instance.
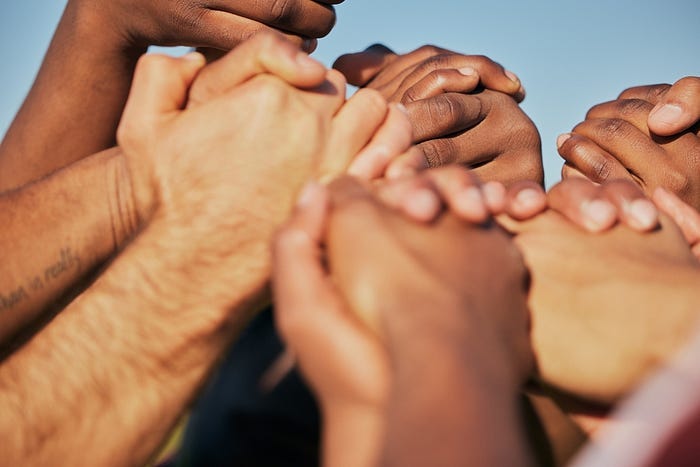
[1,0,698,186]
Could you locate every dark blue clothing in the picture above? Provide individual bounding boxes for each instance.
[177,308,320,467]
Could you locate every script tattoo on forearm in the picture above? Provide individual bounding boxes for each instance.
[0,247,81,311]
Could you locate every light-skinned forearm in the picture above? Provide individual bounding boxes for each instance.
[0,2,144,191]
[0,147,137,348]
[0,217,267,466]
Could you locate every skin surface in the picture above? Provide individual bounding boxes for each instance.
[0,0,343,191]
[0,148,136,350]
[507,209,700,405]
[558,76,700,210]
[334,44,543,185]
[274,175,534,467]
[0,33,408,466]
[0,32,409,348]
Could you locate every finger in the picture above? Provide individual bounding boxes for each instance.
[617,83,671,104]
[400,68,480,104]
[320,88,389,179]
[385,146,430,180]
[546,179,617,232]
[503,181,546,220]
[653,187,700,256]
[471,148,544,187]
[423,166,490,222]
[374,175,444,222]
[648,76,700,136]
[585,98,654,133]
[184,10,318,53]
[406,93,487,143]
[273,182,331,336]
[301,68,347,119]
[207,0,337,39]
[570,119,667,178]
[392,54,524,103]
[600,180,659,231]
[556,132,631,184]
[333,44,398,86]
[188,30,326,106]
[347,103,414,180]
[119,53,206,132]
[561,163,589,180]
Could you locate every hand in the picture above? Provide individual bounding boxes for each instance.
[273,182,389,467]
[325,176,533,386]
[508,208,700,405]
[334,44,543,184]
[72,0,342,53]
[117,33,392,308]
[558,80,700,209]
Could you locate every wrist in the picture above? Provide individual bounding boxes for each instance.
[105,147,142,249]
[65,0,147,57]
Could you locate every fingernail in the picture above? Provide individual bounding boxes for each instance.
[582,199,616,231]
[626,199,658,230]
[482,182,506,210]
[182,51,206,63]
[515,188,542,211]
[649,104,683,125]
[505,70,520,85]
[557,133,572,148]
[458,67,476,76]
[457,186,488,219]
[407,189,441,219]
[297,181,320,208]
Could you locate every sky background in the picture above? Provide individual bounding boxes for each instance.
[0,0,698,186]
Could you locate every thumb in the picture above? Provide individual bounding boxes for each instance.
[333,44,396,86]
[647,77,700,136]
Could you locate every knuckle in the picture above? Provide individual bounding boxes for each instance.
[413,44,443,59]
[598,118,629,138]
[674,76,700,89]
[267,0,297,26]
[421,53,456,72]
[248,75,290,107]
[617,98,653,117]
[665,169,690,195]
[358,88,388,114]
[419,140,452,167]
[643,84,671,101]
[426,94,460,125]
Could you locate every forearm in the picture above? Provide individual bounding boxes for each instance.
[0,147,137,348]
[383,314,534,467]
[0,220,263,466]
[322,403,385,467]
[0,2,144,191]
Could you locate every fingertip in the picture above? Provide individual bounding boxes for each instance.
[557,133,572,150]
[648,103,686,135]
[452,186,489,222]
[510,187,547,219]
[403,188,442,221]
[625,198,659,231]
[581,199,617,232]
[482,181,507,213]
